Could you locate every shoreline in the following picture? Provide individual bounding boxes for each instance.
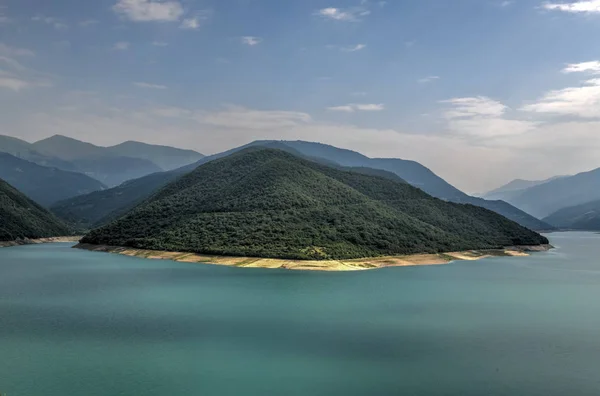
[74,243,553,272]
[0,236,82,248]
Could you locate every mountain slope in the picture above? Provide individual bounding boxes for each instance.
[482,177,565,202]
[0,179,70,241]
[107,141,204,171]
[265,141,552,230]
[52,140,551,230]
[506,167,600,219]
[51,169,186,228]
[82,149,548,260]
[32,135,106,160]
[69,156,163,187]
[543,200,600,230]
[51,142,405,228]
[0,153,106,207]
[0,135,79,171]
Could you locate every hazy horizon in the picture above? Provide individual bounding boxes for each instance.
[2,0,600,193]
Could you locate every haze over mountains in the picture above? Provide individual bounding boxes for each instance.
[0,135,205,188]
[543,200,600,231]
[482,168,600,221]
[3,132,598,239]
[482,177,566,202]
[0,153,106,207]
[82,148,548,260]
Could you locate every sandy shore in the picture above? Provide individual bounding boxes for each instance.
[74,243,552,272]
[0,236,82,248]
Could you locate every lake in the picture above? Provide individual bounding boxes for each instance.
[1,232,600,395]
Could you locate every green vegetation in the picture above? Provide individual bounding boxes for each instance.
[51,169,185,229]
[543,199,600,230]
[270,141,554,231]
[0,178,70,241]
[82,148,548,260]
[0,152,106,207]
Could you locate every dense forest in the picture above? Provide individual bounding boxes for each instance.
[82,148,548,260]
[0,178,71,241]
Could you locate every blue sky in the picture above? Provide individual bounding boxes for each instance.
[2,0,600,192]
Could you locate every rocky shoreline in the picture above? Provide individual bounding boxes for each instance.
[0,236,82,248]
[74,243,553,272]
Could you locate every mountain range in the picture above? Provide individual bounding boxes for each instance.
[82,148,548,260]
[543,200,600,230]
[0,178,70,241]
[0,152,107,207]
[0,135,205,187]
[52,140,552,231]
[482,177,566,202]
[483,168,600,220]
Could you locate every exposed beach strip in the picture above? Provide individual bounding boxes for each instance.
[74,243,552,271]
[0,236,83,248]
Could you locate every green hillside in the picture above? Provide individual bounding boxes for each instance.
[82,149,548,260]
[52,169,184,228]
[0,179,70,241]
[543,200,600,230]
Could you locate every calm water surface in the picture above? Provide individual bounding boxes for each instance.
[1,232,600,395]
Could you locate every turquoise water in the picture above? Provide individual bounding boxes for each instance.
[1,232,600,395]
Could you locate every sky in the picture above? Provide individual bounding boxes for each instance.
[2,0,600,193]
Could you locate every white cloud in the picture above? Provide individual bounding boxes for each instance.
[442,97,537,137]
[113,41,130,50]
[521,78,600,118]
[0,76,51,92]
[0,43,35,57]
[442,96,507,118]
[133,82,167,89]
[0,56,28,72]
[241,36,262,46]
[327,105,355,112]
[32,15,68,29]
[0,6,10,24]
[195,106,311,129]
[0,50,52,92]
[315,6,370,21]
[418,76,440,83]
[341,44,367,52]
[151,106,192,118]
[113,0,184,22]
[79,20,99,27]
[327,103,385,112]
[543,0,600,13]
[180,17,199,29]
[355,103,385,111]
[562,61,600,74]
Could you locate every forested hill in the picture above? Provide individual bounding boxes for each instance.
[0,179,70,241]
[82,148,548,260]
